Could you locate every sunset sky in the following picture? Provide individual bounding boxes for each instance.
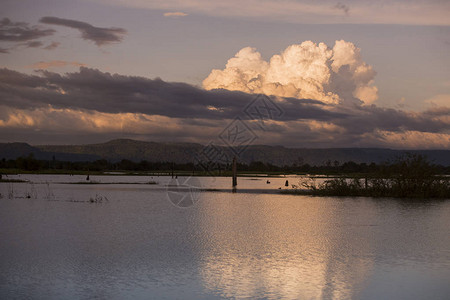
[1,0,449,148]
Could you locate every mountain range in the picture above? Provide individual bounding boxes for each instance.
[1,139,449,166]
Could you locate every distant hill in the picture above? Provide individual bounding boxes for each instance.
[38,139,204,163]
[0,142,99,162]
[1,139,449,166]
[0,143,43,160]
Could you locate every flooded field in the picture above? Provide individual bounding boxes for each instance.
[1,175,449,299]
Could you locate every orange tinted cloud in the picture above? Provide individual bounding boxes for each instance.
[366,130,450,149]
[163,12,188,17]
[425,94,450,108]
[203,40,377,105]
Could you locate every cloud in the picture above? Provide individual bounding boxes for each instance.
[1,40,58,53]
[0,18,59,53]
[334,2,350,15]
[0,106,176,134]
[163,12,188,17]
[24,41,43,48]
[0,67,258,118]
[0,105,226,145]
[203,40,378,105]
[425,94,450,108]
[43,41,60,50]
[39,16,126,46]
[0,67,447,148]
[97,0,450,25]
[363,130,450,149]
[26,60,87,70]
[0,18,55,42]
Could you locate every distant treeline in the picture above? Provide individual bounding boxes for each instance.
[1,153,450,175]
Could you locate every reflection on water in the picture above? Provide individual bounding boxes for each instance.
[196,196,375,299]
[0,175,449,299]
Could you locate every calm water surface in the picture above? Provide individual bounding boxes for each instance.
[1,175,449,299]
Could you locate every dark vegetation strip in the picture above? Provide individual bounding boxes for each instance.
[1,153,449,175]
[283,154,449,199]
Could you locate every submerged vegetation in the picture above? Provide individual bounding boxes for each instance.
[88,194,109,203]
[285,154,450,199]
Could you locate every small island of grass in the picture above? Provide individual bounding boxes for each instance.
[283,154,449,199]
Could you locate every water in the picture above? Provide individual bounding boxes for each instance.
[1,175,449,299]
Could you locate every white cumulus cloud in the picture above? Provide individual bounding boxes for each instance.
[203,40,378,105]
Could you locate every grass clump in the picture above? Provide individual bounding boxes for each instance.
[286,154,450,199]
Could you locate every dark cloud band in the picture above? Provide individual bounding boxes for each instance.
[0,67,448,147]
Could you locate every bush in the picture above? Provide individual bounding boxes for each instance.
[310,154,450,199]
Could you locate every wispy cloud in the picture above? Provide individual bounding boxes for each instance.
[26,60,86,70]
[163,12,188,17]
[43,41,60,50]
[39,16,126,46]
[99,0,450,25]
[425,94,450,108]
[24,41,43,48]
[0,17,55,53]
[334,2,350,15]
[0,18,63,53]
[0,18,55,42]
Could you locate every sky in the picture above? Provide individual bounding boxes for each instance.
[0,0,449,148]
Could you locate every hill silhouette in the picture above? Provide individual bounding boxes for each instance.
[0,139,449,166]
